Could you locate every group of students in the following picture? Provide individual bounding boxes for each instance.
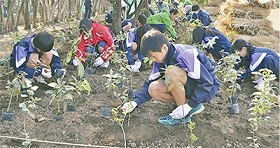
[9,0,279,126]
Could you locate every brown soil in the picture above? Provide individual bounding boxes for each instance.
[0,1,279,148]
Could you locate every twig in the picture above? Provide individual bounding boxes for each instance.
[0,135,119,148]
[0,70,15,78]
[119,113,128,148]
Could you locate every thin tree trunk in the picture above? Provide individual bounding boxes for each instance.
[48,0,61,23]
[5,0,15,32]
[75,0,81,19]
[14,0,25,31]
[112,0,121,34]
[31,0,38,28]
[0,1,4,34]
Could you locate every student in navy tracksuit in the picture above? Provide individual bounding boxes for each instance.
[193,26,231,61]
[187,4,212,26]
[120,29,220,126]
[231,39,280,80]
[10,32,65,80]
[123,14,152,73]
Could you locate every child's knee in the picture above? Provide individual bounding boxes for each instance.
[148,80,165,95]
[165,65,187,80]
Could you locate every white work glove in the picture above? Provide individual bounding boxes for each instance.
[130,64,139,73]
[72,58,79,66]
[93,57,104,67]
[41,68,52,78]
[119,101,137,114]
[169,103,192,119]
[130,60,142,73]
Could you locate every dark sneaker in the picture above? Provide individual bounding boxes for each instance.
[158,103,205,126]
[188,103,205,117]
[158,115,191,126]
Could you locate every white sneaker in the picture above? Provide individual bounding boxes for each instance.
[134,60,141,69]
[100,60,110,68]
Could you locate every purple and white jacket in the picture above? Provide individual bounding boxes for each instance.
[10,34,62,78]
[134,43,220,108]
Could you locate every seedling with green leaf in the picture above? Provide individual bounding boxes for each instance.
[46,77,91,114]
[5,72,31,112]
[46,78,76,114]
[102,69,128,103]
[216,54,241,110]
[187,122,202,148]
[247,68,278,147]
[19,83,41,119]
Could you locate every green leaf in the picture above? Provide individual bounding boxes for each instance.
[48,82,59,88]
[64,51,73,65]
[77,60,85,79]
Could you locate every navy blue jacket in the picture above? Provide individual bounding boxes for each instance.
[123,29,146,65]
[235,46,280,79]
[10,34,62,78]
[203,28,231,60]
[189,9,212,26]
[134,44,220,108]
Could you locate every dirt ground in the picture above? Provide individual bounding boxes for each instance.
[0,1,279,148]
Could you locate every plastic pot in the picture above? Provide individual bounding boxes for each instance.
[54,113,64,121]
[66,100,77,112]
[2,108,14,121]
[100,106,112,119]
[86,67,96,75]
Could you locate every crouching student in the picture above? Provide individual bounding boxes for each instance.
[120,29,220,126]
[231,39,280,88]
[124,14,152,73]
[192,26,231,62]
[74,18,115,68]
[10,32,66,82]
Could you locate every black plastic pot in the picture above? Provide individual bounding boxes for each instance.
[100,106,112,119]
[54,113,64,121]
[66,100,77,112]
[2,108,14,121]
[86,67,96,75]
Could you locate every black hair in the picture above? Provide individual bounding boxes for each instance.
[79,18,92,34]
[193,26,222,44]
[192,26,205,44]
[137,14,147,25]
[33,32,54,52]
[159,1,163,5]
[141,29,169,57]
[192,4,200,11]
[170,8,179,15]
[231,39,254,54]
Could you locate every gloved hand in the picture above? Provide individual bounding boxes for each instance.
[169,103,192,119]
[130,64,139,73]
[41,68,52,78]
[67,58,79,66]
[93,57,104,67]
[55,69,66,79]
[119,101,137,114]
